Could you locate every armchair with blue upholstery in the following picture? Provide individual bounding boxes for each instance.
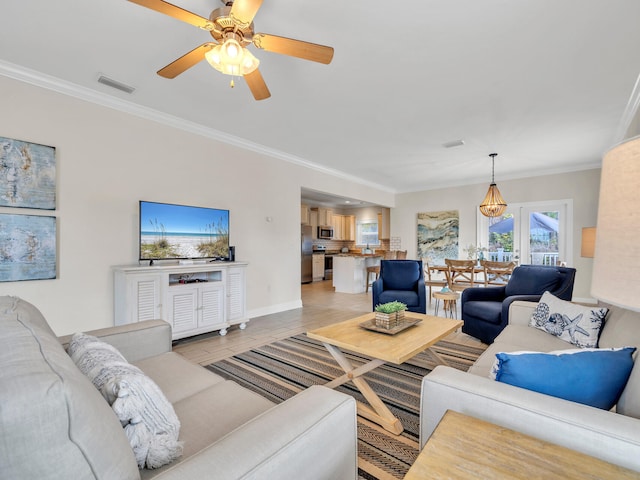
[461,264,576,344]
[372,260,426,314]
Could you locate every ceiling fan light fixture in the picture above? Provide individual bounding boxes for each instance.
[479,153,507,217]
[205,39,259,76]
[239,48,259,73]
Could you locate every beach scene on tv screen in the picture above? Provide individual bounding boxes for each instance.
[140,202,229,259]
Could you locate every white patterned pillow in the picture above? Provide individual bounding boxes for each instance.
[529,292,608,348]
[69,333,183,469]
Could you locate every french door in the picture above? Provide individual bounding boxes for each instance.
[477,200,573,267]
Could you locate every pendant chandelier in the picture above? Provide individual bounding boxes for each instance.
[479,153,507,217]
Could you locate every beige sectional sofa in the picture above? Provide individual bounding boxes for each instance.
[0,296,358,479]
[420,300,640,472]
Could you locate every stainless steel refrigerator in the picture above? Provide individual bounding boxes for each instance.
[301,225,313,284]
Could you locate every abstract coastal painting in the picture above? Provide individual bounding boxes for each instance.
[417,210,459,264]
[0,136,56,210]
[0,214,56,282]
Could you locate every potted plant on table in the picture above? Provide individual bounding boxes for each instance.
[374,301,408,329]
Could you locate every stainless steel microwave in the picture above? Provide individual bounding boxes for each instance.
[318,226,333,239]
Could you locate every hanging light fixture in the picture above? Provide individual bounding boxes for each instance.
[479,153,507,217]
[204,32,259,87]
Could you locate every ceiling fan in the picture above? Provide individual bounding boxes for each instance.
[128,0,335,100]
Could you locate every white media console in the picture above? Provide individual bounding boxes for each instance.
[113,262,248,340]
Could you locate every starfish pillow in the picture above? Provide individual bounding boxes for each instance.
[529,292,608,348]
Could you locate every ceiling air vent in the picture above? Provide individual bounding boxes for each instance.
[97,75,135,94]
[442,139,465,148]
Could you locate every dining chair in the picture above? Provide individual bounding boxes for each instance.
[444,259,476,292]
[480,260,517,286]
[422,260,448,307]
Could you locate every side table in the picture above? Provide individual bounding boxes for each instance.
[405,410,639,479]
[432,291,460,318]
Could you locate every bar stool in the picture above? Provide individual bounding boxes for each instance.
[365,265,380,293]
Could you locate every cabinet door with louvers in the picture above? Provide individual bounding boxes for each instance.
[167,287,199,334]
[198,284,225,328]
[132,274,162,323]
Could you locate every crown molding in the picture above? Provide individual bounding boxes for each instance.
[0,60,395,194]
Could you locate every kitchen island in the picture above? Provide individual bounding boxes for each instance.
[333,254,382,294]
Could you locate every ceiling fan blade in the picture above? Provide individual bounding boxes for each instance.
[157,43,214,78]
[244,69,271,101]
[229,0,263,28]
[253,34,334,64]
[128,0,213,30]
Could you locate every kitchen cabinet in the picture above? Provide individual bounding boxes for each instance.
[333,256,366,293]
[312,253,325,281]
[113,263,248,339]
[301,204,310,225]
[332,213,343,240]
[330,214,355,241]
[378,208,391,240]
[310,210,318,240]
[333,255,381,293]
[345,215,355,241]
[317,208,333,226]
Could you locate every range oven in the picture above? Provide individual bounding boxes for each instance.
[317,226,333,239]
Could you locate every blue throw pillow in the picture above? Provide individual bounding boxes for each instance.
[491,347,636,410]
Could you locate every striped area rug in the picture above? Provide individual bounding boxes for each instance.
[206,334,486,480]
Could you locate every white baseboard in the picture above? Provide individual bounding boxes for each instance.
[247,300,303,320]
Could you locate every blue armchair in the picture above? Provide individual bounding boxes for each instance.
[372,260,426,314]
[461,264,576,344]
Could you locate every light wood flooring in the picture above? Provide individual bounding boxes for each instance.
[173,280,485,366]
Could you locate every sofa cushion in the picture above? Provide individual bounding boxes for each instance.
[597,305,640,418]
[468,324,578,377]
[69,332,182,469]
[0,297,139,480]
[529,292,608,348]
[378,290,420,307]
[140,380,275,479]
[505,266,561,296]
[134,352,226,403]
[491,347,636,410]
[463,301,503,324]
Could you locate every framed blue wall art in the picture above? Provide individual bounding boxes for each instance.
[0,136,56,210]
[0,213,56,282]
[417,210,459,265]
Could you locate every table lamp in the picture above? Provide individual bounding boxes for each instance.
[591,136,640,311]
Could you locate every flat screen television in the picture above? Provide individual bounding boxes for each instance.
[139,201,229,262]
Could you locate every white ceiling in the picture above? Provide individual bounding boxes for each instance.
[1,0,639,197]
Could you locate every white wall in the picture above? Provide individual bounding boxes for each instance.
[391,169,601,300]
[0,75,393,335]
[0,75,605,333]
